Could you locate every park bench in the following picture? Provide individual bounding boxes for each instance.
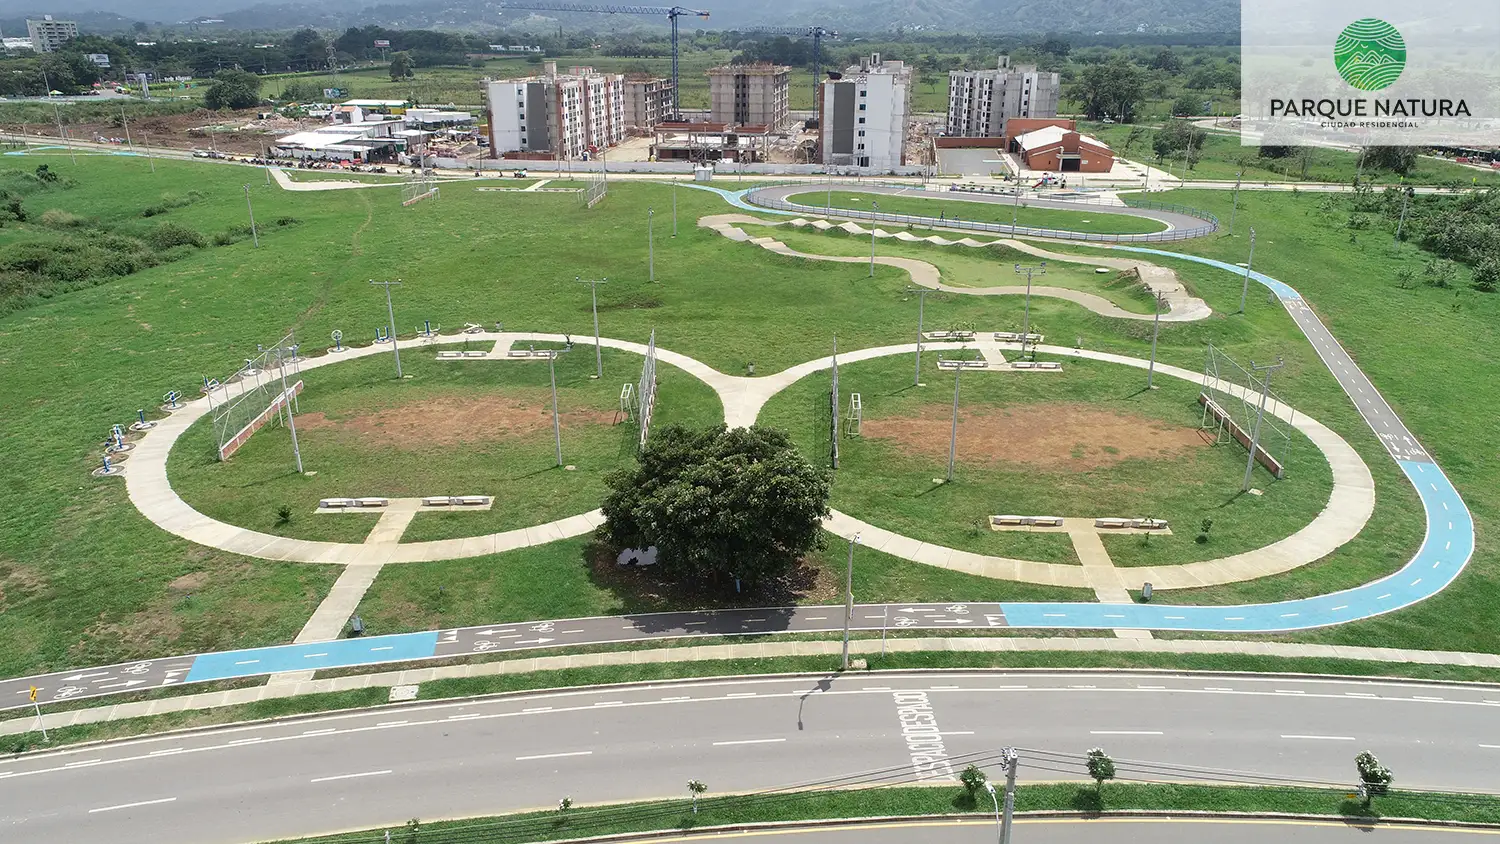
[436,351,463,359]
[1094,518,1132,529]
[318,498,358,509]
[1132,518,1169,530]
[354,497,389,508]
[462,351,487,358]
[422,497,452,507]
[455,496,490,506]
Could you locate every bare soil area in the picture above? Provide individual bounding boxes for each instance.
[862,402,1207,470]
[296,393,617,449]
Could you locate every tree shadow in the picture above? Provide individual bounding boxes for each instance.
[1069,786,1103,816]
[582,538,825,617]
[950,791,979,811]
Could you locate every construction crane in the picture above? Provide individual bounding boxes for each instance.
[499,3,710,119]
[744,26,837,103]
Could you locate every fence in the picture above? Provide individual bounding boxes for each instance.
[742,182,1219,243]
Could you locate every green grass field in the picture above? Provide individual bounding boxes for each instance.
[756,354,1332,568]
[0,149,1494,680]
[784,190,1169,235]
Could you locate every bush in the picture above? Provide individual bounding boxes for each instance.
[1473,257,1499,293]
[39,208,86,227]
[272,215,301,227]
[213,224,255,246]
[146,222,206,251]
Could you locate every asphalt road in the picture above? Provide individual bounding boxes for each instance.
[746,183,1213,240]
[3,671,1500,844]
[0,603,1001,711]
[649,818,1500,843]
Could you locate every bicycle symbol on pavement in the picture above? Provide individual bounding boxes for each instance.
[123,662,152,675]
[530,622,555,633]
[53,685,83,700]
[473,640,499,652]
[894,617,918,627]
[945,604,970,614]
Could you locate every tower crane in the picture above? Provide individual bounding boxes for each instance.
[500,3,710,119]
[743,26,837,103]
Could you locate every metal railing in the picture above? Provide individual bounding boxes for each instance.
[743,182,1220,243]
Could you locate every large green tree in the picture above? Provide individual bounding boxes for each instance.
[600,425,831,591]
[1072,57,1143,122]
[203,68,262,110]
[389,51,415,81]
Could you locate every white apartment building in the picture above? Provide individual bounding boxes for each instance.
[820,54,910,171]
[485,63,625,159]
[947,56,1060,138]
[26,16,78,53]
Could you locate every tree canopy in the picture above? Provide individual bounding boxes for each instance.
[600,425,831,591]
[203,68,262,110]
[1072,58,1144,122]
[389,51,415,81]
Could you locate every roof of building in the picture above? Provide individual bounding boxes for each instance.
[1015,125,1110,152]
[342,99,411,107]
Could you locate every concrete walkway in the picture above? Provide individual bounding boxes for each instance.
[7,635,1499,738]
[700,214,1211,322]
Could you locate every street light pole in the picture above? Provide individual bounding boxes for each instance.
[1241,358,1284,492]
[1013,262,1046,359]
[141,129,155,173]
[906,287,928,386]
[370,279,403,378]
[53,101,76,166]
[577,277,606,379]
[946,355,962,482]
[869,200,878,277]
[672,181,678,237]
[1396,187,1412,241]
[984,782,1002,844]
[1147,291,1164,388]
[1238,228,1256,314]
[841,533,859,670]
[548,351,563,466]
[243,185,260,248]
[1229,169,1243,234]
[1000,748,1019,844]
[648,208,655,282]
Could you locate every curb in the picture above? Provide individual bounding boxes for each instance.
[10,664,1500,761]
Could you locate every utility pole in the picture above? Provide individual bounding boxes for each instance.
[576,277,607,378]
[906,286,929,386]
[831,336,840,469]
[1000,747,1019,844]
[1238,228,1256,314]
[648,208,655,282]
[1013,262,1046,358]
[1011,179,1021,231]
[1241,357,1284,492]
[53,101,76,166]
[121,105,133,150]
[1229,169,1243,234]
[141,129,156,173]
[945,354,962,482]
[370,279,403,378]
[1147,291,1164,388]
[672,180,678,237]
[1396,187,1412,241]
[841,532,859,670]
[243,185,260,248]
[869,200,878,277]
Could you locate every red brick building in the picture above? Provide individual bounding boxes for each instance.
[1012,124,1114,173]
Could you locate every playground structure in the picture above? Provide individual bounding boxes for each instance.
[1200,342,1292,479]
[584,170,608,209]
[208,334,304,466]
[401,168,439,206]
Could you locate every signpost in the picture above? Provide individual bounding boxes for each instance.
[29,686,47,741]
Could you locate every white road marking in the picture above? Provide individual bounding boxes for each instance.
[1280,613,1298,618]
[516,750,593,761]
[1043,613,1067,617]
[311,769,392,783]
[1225,616,1245,621]
[1413,696,1444,702]
[1137,685,1166,690]
[712,738,786,746]
[1434,561,1441,569]
[684,622,706,627]
[233,660,259,665]
[66,759,103,767]
[228,738,262,745]
[1276,690,1306,695]
[863,615,885,619]
[447,713,484,720]
[376,721,409,727]
[560,629,584,634]
[303,653,328,659]
[1282,734,1355,741]
[370,646,394,652]
[931,685,960,690]
[1164,616,1186,620]
[1481,744,1500,750]
[1205,687,1233,692]
[727,692,757,698]
[149,748,183,756]
[1330,605,1348,611]
[805,616,828,620]
[1091,730,1163,735]
[1377,593,1392,600]
[863,687,893,691]
[1412,578,1423,586]
[1345,692,1377,698]
[661,696,691,702]
[302,728,336,736]
[593,701,624,707]
[89,797,177,813]
[522,707,552,713]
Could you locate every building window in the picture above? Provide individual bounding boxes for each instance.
[858,130,865,137]
[858,103,866,111]
[857,143,865,150]
[858,117,865,124]
[859,90,867,97]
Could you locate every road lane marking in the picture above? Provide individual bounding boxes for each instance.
[303,653,328,659]
[149,748,183,756]
[1413,696,1444,702]
[66,759,102,767]
[310,769,392,783]
[376,721,409,727]
[661,696,691,702]
[228,737,262,745]
[684,622,706,626]
[1411,578,1423,586]
[233,660,259,665]
[302,728,336,736]
[712,738,786,746]
[1091,730,1163,735]
[1330,605,1348,611]
[805,616,827,620]
[1276,690,1306,695]
[1164,616,1185,620]
[1225,617,1245,621]
[89,797,177,813]
[593,701,624,706]
[370,646,394,652]
[863,687,893,691]
[1345,693,1377,698]
[1281,734,1354,741]
[1433,561,1441,569]
[447,713,484,720]
[523,707,552,713]
[727,693,758,698]
[1280,613,1298,618]
[1481,745,1500,749]
[516,750,593,761]
[1043,613,1067,618]
[1377,593,1391,600]
[1205,688,1233,692]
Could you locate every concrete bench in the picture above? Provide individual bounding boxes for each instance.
[422,496,452,507]
[462,351,488,358]
[1094,518,1132,529]
[1035,361,1063,370]
[354,497,389,508]
[1132,518,1169,530]
[1029,516,1065,527]
[993,332,1044,343]
[454,495,490,506]
[507,350,533,358]
[993,515,1064,527]
[436,351,464,359]
[938,359,988,370]
[1011,361,1036,369]
[924,330,975,341]
[993,515,1027,526]
[319,498,358,509]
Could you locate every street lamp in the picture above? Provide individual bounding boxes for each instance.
[1013,262,1046,358]
[1238,227,1256,314]
[841,532,860,670]
[983,781,1002,844]
[869,200,878,277]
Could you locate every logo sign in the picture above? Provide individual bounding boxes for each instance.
[1332,18,1406,92]
[374,39,391,47]
[86,53,111,68]
[1241,0,1500,146]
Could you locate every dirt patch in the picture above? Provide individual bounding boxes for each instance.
[296,393,617,449]
[0,559,47,608]
[863,402,1207,470]
[168,571,210,593]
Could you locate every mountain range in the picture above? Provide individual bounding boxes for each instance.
[5,0,1239,34]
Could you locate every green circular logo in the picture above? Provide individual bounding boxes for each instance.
[1333,18,1407,91]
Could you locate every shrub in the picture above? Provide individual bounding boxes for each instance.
[146,222,206,251]
[272,215,301,227]
[39,208,86,227]
[213,225,255,246]
[1473,257,1499,293]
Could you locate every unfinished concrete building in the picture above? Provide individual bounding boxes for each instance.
[624,78,675,130]
[708,64,791,130]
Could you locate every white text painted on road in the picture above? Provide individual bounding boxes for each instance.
[892,691,958,783]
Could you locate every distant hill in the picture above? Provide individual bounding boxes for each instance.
[11,0,1239,35]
